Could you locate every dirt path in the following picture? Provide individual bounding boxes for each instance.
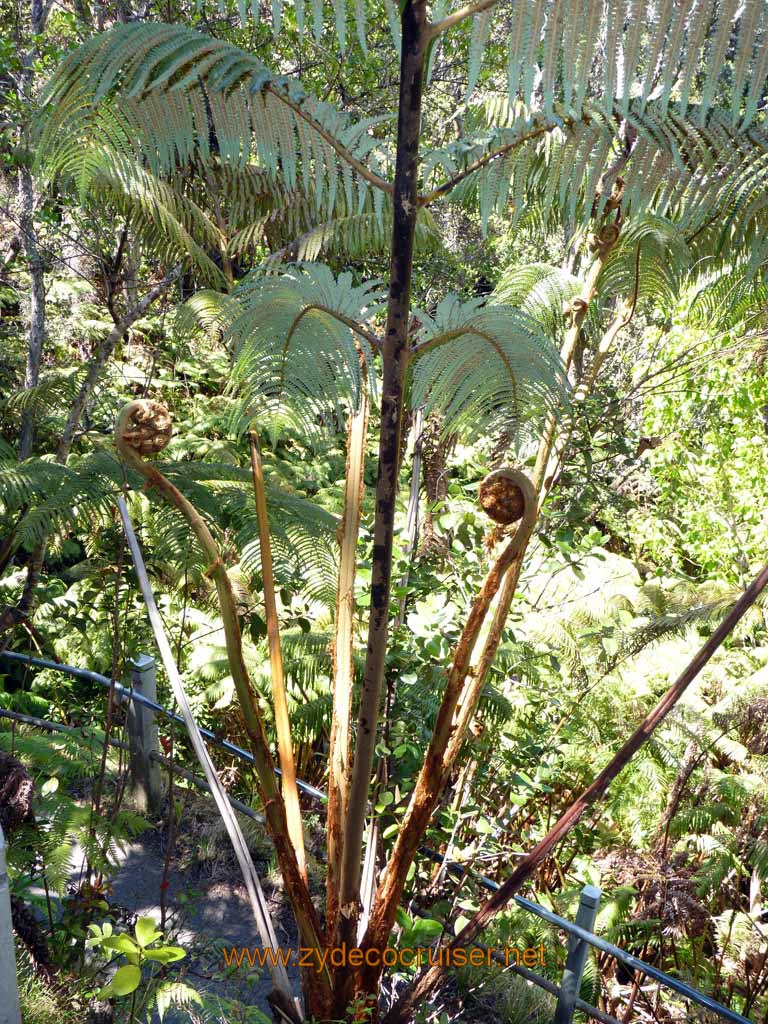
[106,823,301,1021]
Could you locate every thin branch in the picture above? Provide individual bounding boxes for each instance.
[266,84,394,195]
[427,0,499,37]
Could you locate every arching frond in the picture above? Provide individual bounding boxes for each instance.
[0,451,340,602]
[410,294,568,442]
[492,263,586,342]
[598,216,694,310]
[474,0,766,128]
[36,24,391,221]
[686,266,768,333]
[54,146,226,286]
[427,104,768,248]
[223,264,384,441]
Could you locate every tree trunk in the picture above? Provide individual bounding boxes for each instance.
[56,265,183,462]
[335,0,428,1012]
[338,0,427,922]
[17,159,45,461]
[17,0,51,459]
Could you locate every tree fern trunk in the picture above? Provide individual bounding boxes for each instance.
[336,0,428,1008]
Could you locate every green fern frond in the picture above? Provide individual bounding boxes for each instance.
[492,262,587,342]
[37,23,390,222]
[411,293,567,443]
[224,264,383,442]
[598,216,694,310]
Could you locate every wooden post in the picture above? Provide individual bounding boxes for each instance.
[0,825,22,1024]
[126,654,163,814]
[554,884,601,1024]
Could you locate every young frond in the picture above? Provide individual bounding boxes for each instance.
[225,264,384,443]
[598,216,694,311]
[492,263,587,342]
[410,294,568,443]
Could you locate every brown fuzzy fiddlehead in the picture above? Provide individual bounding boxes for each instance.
[478,466,537,540]
[116,400,173,457]
[588,221,621,255]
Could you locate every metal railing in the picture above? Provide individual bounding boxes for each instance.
[0,650,755,1024]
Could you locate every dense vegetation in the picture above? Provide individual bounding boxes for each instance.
[1,0,768,1022]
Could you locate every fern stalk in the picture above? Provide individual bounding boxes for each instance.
[361,471,537,973]
[336,1,430,995]
[326,384,369,942]
[532,219,623,492]
[114,402,331,1019]
[248,431,308,884]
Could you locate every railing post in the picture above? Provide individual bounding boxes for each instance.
[554,883,601,1024]
[0,825,22,1024]
[127,654,163,815]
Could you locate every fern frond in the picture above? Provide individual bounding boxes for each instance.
[492,262,587,342]
[222,264,383,442]
[37,24,391,224]
[410,293,568,443]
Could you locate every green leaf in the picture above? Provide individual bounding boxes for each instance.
[143,946,187,964]
[410,917,443,942]
[98,964,141,999]
[101,934,140,955]
[135,917,162,948]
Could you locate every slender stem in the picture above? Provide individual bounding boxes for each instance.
[385,559,768,1023]
[326,385,369,941]
[361,473,537,970]
[335,0,429,1003]
[249,431,307,883]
